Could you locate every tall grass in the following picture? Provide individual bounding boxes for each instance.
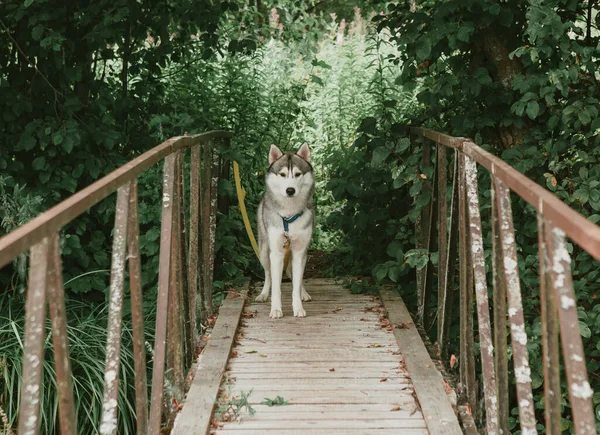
[0,294,155,434]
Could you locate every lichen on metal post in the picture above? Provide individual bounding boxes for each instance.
[494,178,536,434]
[148,153,176,435]
[167,150,185,394]
[100,184,131,435]
[18,238,49,435]
[545,221,596,434]
[436,143,448,358]
[47,233,77,435]
[416,137,432,326]
[126,181,148,435]
[458,152,477,413]
[189,144,201,337]
[464,155,498,434]
[490,179,509,435]
[537,214,561,435]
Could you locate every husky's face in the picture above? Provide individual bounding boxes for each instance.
[266,143,313,199]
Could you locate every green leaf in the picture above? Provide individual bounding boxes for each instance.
[261,396,289,407]
[32,25,44,41]
[32,156,46,170]
[578,109,592,125]
[457,26,472,42]
[61,135,74,153]
[526,101,540,120]
[386,240,404,260]
[579,321,591,338]
[310,75,323,86]
[415,37,431,61]
[395,138,410,153]
[24,0,34,6]
[53,132,64,145]
[371,147,391,167]
[388,266,400,283]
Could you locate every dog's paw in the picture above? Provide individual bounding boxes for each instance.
[301,289,312,302]
[255,293,269,302]
[269,309,283,319]
[294,308,307,317]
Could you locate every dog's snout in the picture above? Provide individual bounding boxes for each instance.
[286,187,295,196]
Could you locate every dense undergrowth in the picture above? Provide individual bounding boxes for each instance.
[1,0,600,433]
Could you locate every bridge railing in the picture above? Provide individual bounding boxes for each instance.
[0,131,232,435]
[410,127,598,434]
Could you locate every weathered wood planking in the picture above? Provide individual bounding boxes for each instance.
[171,279,250,435]
[210,280,437,435]
[380,287,463,435]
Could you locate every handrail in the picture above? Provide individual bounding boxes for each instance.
[0,130,232,435]
[0,130,231,269]
[410,126,597,434]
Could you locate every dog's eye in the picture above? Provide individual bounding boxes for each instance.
[279,173,286,177]
[294,173,301,178]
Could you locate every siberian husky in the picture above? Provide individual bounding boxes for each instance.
[255,143,315,318]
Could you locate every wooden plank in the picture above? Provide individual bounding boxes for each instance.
[380,287,461,434]
[239,410,423,420]
[214,429,428,435]
[230,379,410,387]
[171,279,249,435]
[218,419,426,429]
[246,404,414,413]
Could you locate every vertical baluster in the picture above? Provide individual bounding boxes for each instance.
[440,151,459,361]
[417,138,432,325]
[47,234,77,435]
[167,150,185,392]
[189,145,201,335]
[100,184,131,435]
[458,152,477,413]
[436,143,448,356]
[179,149,194,370]
[149,154,176,435]
[202,140,220,315]
[494,178,536,433]
[544,222,596,434]
[464,155,498,433]
[491,180,509,434]
[18,238,49,435]
[202,141,212,316]
[127,181,148,435]
[537,214,561,435]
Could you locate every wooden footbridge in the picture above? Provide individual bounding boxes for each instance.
[0,128,598,435]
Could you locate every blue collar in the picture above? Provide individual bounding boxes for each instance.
[282,211,304,232]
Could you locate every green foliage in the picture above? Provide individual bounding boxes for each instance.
[0,294,156,434]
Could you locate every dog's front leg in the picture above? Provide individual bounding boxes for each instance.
[268,244,284,319]
[291,242,309,318]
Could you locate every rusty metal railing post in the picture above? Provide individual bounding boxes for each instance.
[544,223,596,434]
[537,215,561,435]
[490,179,509,434]
[167,150,185,394]
[178,149,194,370]
[126,181,148,435]
[18,238,50,435]
[416,137,432,326]
[189,144,201,330]
[100,184,131,435]
[464,155,498,434]
[494,177,537,432]
[148,153,176,435]
[47,233,77,435]
[201,140,220,316]
[457,152,477,414]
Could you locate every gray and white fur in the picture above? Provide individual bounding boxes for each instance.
[255,143,315,318]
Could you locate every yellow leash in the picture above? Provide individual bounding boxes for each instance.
[233,161,291,273]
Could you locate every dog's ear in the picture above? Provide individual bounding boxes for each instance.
[269,145,283,164]
[296,142,311,163]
